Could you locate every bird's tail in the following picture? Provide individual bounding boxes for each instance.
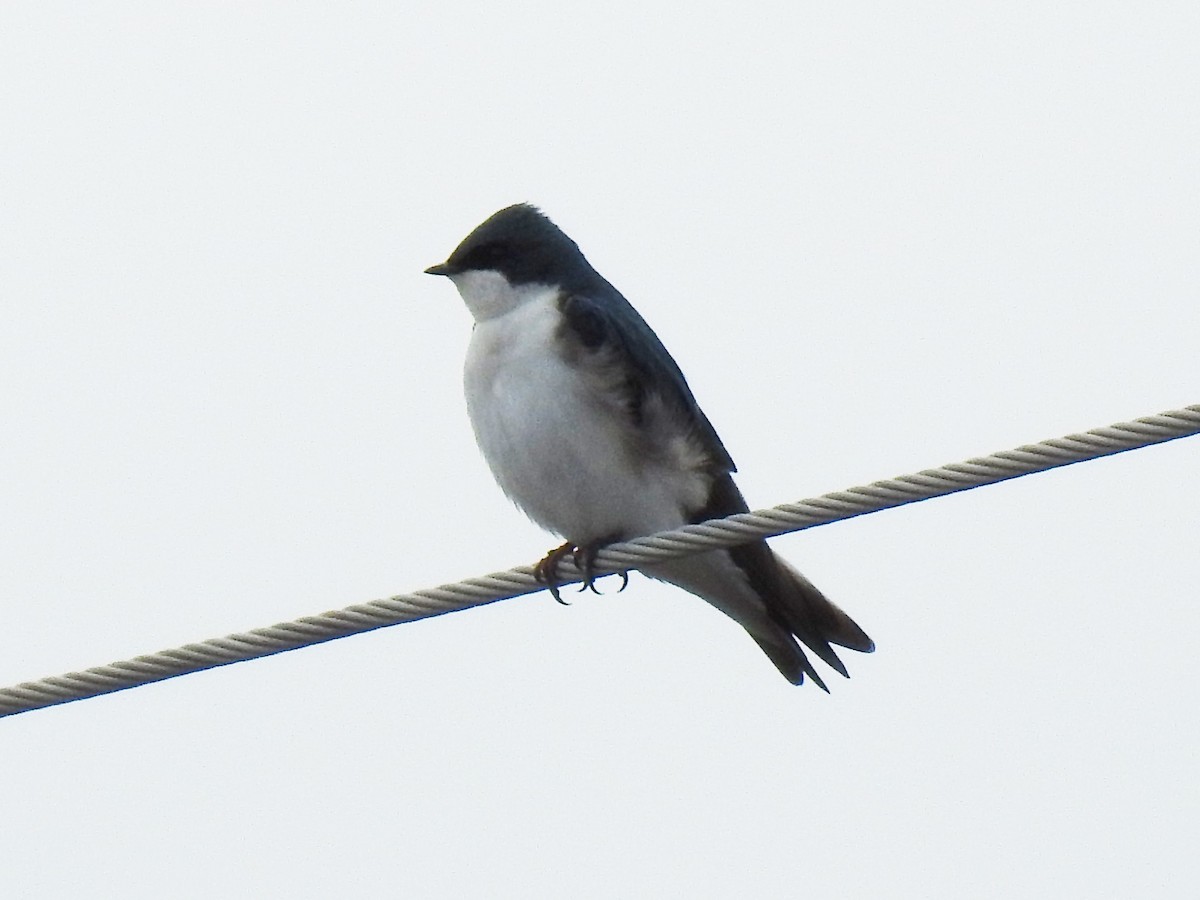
[749,555,874,690]
[642,543,873,689]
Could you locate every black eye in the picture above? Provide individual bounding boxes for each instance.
[470,240,509,267]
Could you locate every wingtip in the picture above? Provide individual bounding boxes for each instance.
[797,651,830,693]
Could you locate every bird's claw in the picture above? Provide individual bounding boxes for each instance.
[585,569,629,594]
[533,539,629,603]
[534,542,575,604]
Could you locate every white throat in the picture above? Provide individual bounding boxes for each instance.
[449,270,555,323]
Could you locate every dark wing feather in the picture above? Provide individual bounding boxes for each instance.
[557,283,873,688]
[557,288,736,474]
[694,474,875,685]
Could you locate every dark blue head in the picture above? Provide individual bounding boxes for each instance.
[425,204,598,292]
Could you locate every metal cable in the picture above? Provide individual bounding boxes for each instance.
[2,403,1197,718]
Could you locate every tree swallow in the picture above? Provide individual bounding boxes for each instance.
[425,204,873,688]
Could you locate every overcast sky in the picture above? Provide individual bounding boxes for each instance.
[3,3,1198,898]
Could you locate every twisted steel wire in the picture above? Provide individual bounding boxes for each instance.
[2,403,1196,718]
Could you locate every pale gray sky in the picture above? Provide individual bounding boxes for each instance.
[3,3,1198,898]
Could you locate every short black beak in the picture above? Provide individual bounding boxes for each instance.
[424,262,454,276]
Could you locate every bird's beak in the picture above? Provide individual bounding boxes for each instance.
[424,262,454,276]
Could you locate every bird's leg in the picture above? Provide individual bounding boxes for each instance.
[533,538,630,603]
[534,542,576,604]
[573,537,629,596]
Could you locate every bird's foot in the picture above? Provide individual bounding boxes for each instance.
[533,538,629,604]
[534,542,576,604]
[572,542,629,596]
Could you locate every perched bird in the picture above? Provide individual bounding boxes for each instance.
[425,204,873,688]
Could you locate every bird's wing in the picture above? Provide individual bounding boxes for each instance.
[557,289,737,475]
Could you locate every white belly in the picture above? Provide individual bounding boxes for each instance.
[463,291,704,543]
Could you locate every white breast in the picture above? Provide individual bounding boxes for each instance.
[459,280,707,544]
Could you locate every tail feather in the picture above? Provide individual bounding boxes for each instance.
[768,559,874,676]
[642,541,873,689]
[663,473,873,687]
[751,630,831,691]
[727,540,874,688]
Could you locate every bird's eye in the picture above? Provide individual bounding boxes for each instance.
[471,241,508,266]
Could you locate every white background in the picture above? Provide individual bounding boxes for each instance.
[3,3,1198,897]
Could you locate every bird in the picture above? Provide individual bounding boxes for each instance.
[425,204,873,688]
